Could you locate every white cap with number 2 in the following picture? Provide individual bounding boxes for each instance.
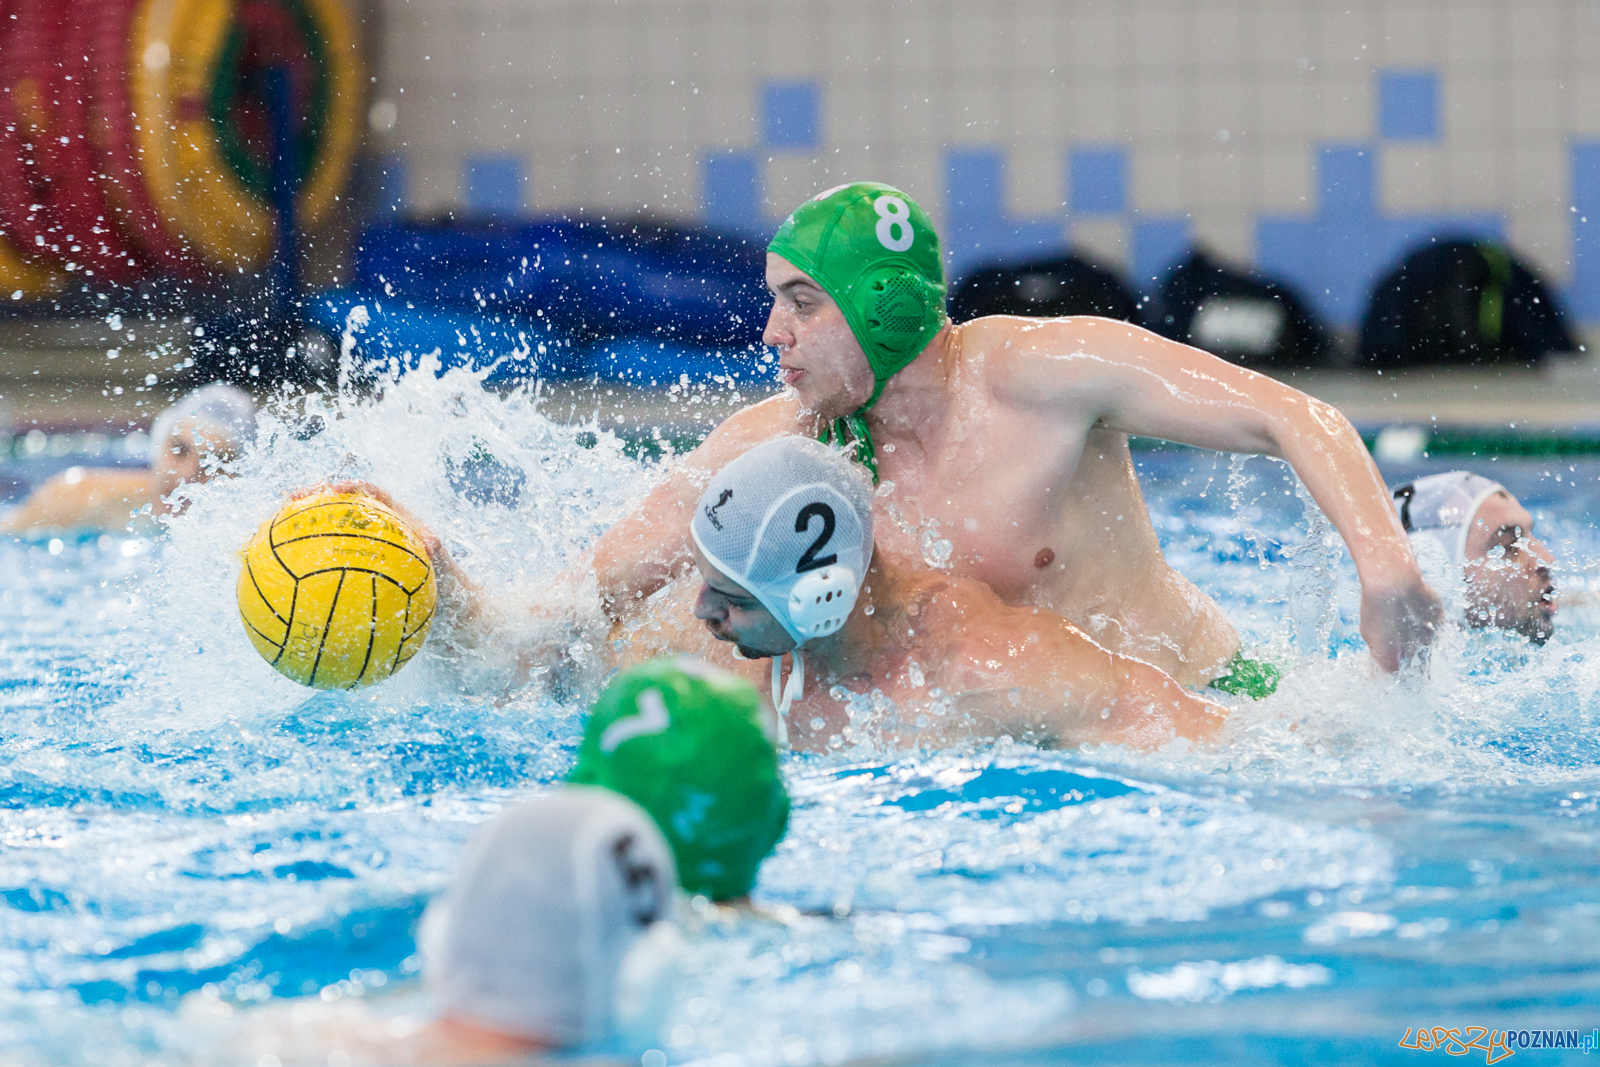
[690,437,875,714]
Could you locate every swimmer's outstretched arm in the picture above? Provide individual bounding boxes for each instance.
[322,481,606,691]
[943,609,1228,750]
[997,315,1441,672]
[584,395,802,623]
[0,468,152,534]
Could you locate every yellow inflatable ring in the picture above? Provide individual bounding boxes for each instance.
[129,0,199,266]
[0,234,64,300]
[131,0,362,274]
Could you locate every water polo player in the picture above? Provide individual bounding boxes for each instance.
[2,382,255,534]
[576,181,1440,685]
[571,658,790,901]
[619,437,1228,751]
[1392,471,1556,643]
[237,787,677,1062]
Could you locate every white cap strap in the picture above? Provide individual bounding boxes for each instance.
[771,650,804,720]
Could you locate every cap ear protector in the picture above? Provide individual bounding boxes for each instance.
[786,564,858,640]
[851,263,944,360]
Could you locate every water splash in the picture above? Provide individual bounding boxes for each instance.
[5,387,1600,1062]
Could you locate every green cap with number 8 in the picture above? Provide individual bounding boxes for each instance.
[568,658,790,901]
[768,182,947,406]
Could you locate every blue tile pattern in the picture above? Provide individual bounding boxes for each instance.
[1572,143,1600,322]
[762,82,821,150]
[1131,218,1192,290]
[1069,147,1128,214]
[462,154,525,216]
[1379,69,1440,142]
[944,148,1065,278]
[1256,145,1501,327]
[702,152,763,234]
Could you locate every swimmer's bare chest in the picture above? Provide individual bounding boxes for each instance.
[870,413,1161,611]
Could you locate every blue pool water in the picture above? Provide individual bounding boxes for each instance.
[2,368,1599,1064]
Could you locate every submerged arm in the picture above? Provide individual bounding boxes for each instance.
[1007,316,1439,672]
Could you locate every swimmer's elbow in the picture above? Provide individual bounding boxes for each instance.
[1261,392,1361,455]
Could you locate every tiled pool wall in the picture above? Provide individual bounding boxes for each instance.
[362,0,1600,329]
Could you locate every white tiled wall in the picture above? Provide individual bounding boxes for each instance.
[365,0,1600,305]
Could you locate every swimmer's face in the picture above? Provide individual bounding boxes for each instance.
[763,254,876,420]
[1462,490,1556,644]
[690,543,799,659]
[151,421,236,515]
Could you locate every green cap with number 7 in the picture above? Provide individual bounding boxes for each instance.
[569,658,790,901]
[768,182,947,406]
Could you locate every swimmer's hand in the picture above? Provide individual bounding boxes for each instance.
[294,480,444,561]
[1361,576,1443,673]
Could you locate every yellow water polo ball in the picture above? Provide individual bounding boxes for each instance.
[237,491,437,689]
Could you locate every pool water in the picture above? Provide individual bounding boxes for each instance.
[2,366,1599,1065]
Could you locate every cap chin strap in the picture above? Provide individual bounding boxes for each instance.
[819,378,884,483]
[815,327,931,483]
[1454,480,1507,563]
[820,412,877,483]
[771,650,805,720]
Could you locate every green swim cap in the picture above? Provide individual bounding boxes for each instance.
[568,658,790,901]
[768,182,947,406]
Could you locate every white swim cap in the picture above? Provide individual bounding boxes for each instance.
[1392,470,1507,565]
[150,383,257,454]
[421,786,677,1046]
[690,436,874,647]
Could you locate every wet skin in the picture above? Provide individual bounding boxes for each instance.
[225,999,556,1066]
[612,541,1228,753]
[588,255,1441,684]
[0,421,235,534]
[1460,490,1557,643]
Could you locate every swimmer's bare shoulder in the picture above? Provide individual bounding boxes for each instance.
[917,575,1225,750]
[591,392,813,620]
[954,314,1159,415]
[0,468,152,534]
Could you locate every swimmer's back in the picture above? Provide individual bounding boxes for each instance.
[911,568,1227,748]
